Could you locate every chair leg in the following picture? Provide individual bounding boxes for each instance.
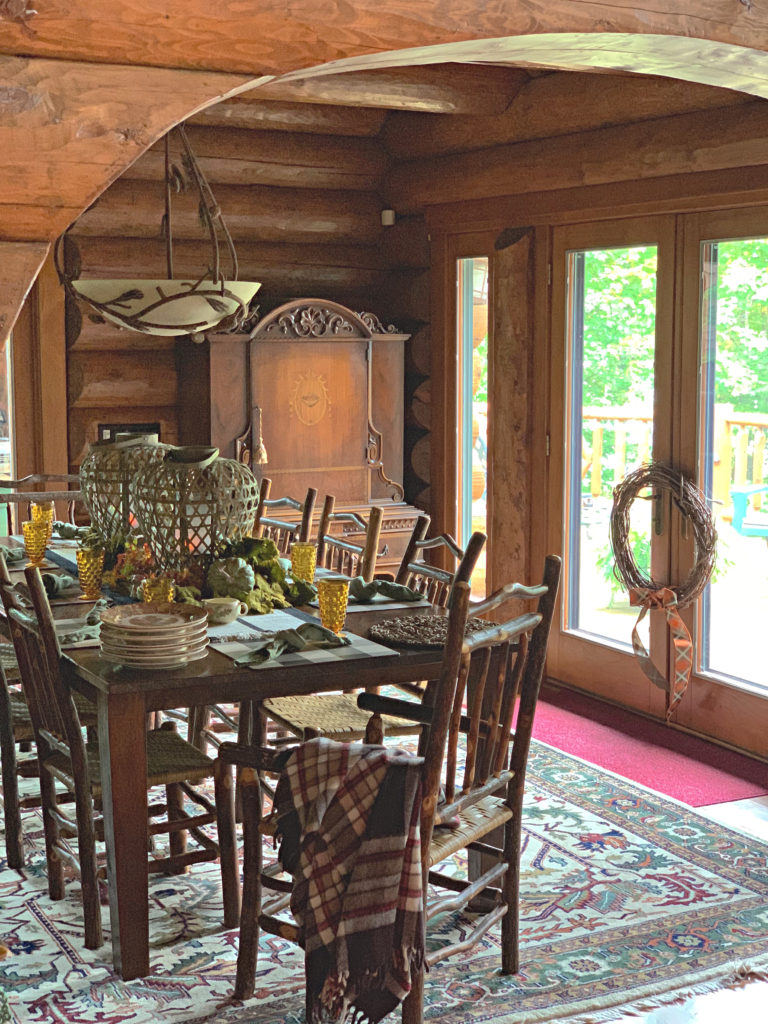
[401,964,425,1024]
[234,766,263,1002]
[73,774,103,950]
[166,783,188,874]
[0,726,24,869]
[501,814,520,974]
[38,765,65,901]
[214,758,240,930]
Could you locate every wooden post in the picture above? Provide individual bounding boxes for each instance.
[488,228,534,598]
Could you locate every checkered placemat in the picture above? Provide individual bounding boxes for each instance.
[208,609,396,670]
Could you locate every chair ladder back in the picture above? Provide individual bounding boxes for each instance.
[0,474,83,534]
[396,524,486,610]
[5,567,84,760]
[253,479,318,553]
[417,580,471,861]
[506,555,562,801]
[316,495,384,582]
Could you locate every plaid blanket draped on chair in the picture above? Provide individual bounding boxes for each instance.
[274,738,425,1024]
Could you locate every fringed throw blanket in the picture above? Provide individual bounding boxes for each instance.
[274,738,425,1024]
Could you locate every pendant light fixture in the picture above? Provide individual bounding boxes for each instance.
[54,125,260,339]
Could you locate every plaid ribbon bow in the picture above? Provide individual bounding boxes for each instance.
[629,587,693,720]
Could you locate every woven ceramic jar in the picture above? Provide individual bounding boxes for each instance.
[79,434,170,545]
[132,447,261,572]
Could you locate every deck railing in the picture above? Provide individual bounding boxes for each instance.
[582,404,768,514]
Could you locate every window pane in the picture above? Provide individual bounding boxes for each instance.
[698,238,768,691]
[564,246,657,647]
[457,257,488,596]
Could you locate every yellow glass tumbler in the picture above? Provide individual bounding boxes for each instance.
[31,501,55,543]
[22,520,48,568]
[76,548,105,601]
[141,575,175,603]
[316,578,349,635]
[290,541,317,583]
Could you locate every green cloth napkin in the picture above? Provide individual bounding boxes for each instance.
[347,575,423,604]
[233,621,350,668]
[52,521,90,541]
[42,572,77,596]
[0,544,25,564]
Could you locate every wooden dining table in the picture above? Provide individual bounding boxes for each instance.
[61,614,443,981]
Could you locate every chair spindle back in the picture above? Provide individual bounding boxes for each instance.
[253,477,318,554]
[396,517,486,606]
[315,495,384,582]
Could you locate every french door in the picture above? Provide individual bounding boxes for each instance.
[547,211,768,757]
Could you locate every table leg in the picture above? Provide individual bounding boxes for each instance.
[98,691,149,979]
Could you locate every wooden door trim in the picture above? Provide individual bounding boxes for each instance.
[428,227,496,545]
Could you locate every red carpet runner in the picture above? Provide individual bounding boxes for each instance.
[533,684,768,806]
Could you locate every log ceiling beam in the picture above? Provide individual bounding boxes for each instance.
[188,99,387,137]
[0,242,50,347]
[1,2,767,77]
[7,2,768,339]
[248,64,529,114]
[0,56,253,243]
[383,72,752,159]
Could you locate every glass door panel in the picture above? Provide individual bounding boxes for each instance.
[697,237,768,692]
[548,217,675,713]
[565,245,657,649]
[457,256,488,596]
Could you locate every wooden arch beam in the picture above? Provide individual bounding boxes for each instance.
[5,1,768,341]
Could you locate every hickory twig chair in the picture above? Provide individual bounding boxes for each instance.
[252,477,318,555]
[0,474,84,534]
[219,555,561,1017]
[0,554,97,869]
[395,514,487,607]
[1,565,239,950]
[218,574,474,1007]
[260,524,487,743]
[315,494,384,583]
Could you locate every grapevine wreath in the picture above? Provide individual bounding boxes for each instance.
[609,463,717,717]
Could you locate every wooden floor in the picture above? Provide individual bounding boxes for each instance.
[614,794,768,1023]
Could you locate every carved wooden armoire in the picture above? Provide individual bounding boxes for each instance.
[176,299,421,573]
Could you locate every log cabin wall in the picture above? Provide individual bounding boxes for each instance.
[62,103,431,479]
[59,67,768,521]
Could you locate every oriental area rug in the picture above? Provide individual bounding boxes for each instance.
[1,741,767,1024]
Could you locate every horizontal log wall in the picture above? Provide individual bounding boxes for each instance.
[61,68,767,510]
[65,107,411,472]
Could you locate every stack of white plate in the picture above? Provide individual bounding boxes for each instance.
[99,603,209,668]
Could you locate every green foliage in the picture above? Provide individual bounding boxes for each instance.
[580,245,657,411]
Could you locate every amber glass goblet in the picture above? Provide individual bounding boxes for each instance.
[76,548,105,601]
[316,578,349,635]
[31,501,55,543]
[22,520,49,568]
[141,575,175,603]
[290,541,317,583]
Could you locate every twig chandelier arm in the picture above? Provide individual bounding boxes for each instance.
[53,125,260,339]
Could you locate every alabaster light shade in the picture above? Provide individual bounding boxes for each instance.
[72,278,261,337]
